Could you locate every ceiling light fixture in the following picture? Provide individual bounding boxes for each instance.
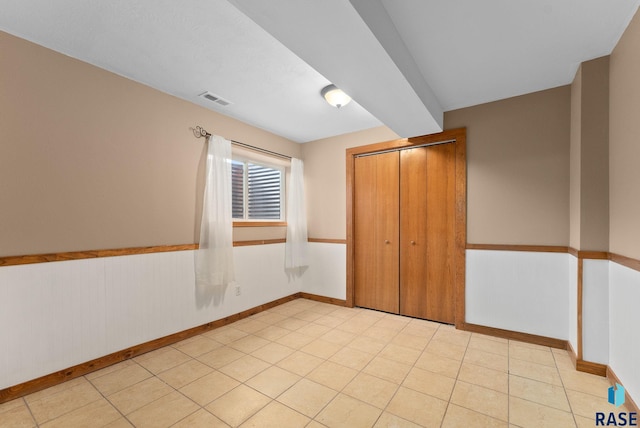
[321,84,351,108]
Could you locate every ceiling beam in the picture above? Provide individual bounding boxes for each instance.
[228,0,443,138]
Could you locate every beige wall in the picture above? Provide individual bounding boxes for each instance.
[0,31,300,257]
[610,8,640,259]
[302,126,399,239]
[570,66,583,249]
[445,86,571,246]
[577,57,610,251]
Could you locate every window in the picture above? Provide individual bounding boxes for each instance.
[232,158,285,221]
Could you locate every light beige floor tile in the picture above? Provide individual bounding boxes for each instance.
[172,409,228,428]
[206,384,271,426]
[329,346,375,371]
[233,319,269,334]
[336,319,372,335]
[329,307,360,320]
[277,378,338,417]
[85,360,136,381]
[296,322,332,337]
[414,350,462,378]
[203,326,249,344]
[566,389,612,418]
[179,371,240,406]
[575,414,601,428]
[307,360,358,391]
[276,351,324,376]
[157,359,214,389]
[363,356,412,384]
[379,343,421,365]
[458,362,508,393]
[373,316,410,331]
[343,372,399,409]
[362,325,399,341]
[386,386,448,427]
[464,347,509,372]
[127,391,200,428]
[253,325,290,341]
[315,315,347,328]
[559,369,612,397]
[510,340,552,352]
[87,363,152,396]
[468,335,509,356]
[0,398,36,428]
[442,403,509,428]
[509,396,576,428]
[509,343,556,367]
[250,341,294,364]
[509,375,571,411]
[553,352,576,371]
[373,412,423,428]
[425,339,467,361]
[316,393,381,428]
[228,335,269,354]
[509,358,563,386]
[348,336,388,354]
[450,381,508,421]
[274,317,309,331]
[197,346,245,369]
[40,399,121,428]
[471,332,509,344]
[246,366,301,398]
[300,338,342,359]
[173,335,222,357]
[27,380,103,423]
[135,347,192,374]
[292,310,325,322]
[107,376,173,415]
[239,401,310,428]
[104,417,134,427]
[433,328,471,347]
[320,328,356,346]
[402,366,456,401]
[390,332,431,351]
[275,331,315,349]
[255,312,287,326]
[218,354,270,382]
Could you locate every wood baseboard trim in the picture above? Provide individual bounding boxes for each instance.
[299,292,347,307]
[308,238,347,244]
[466,244,569,253]
[233,239,285,247]
[576,359,607,377]
[459,322,567,349]
[608,366,640,414]
[0,293,302,405]
[567,341,578,368]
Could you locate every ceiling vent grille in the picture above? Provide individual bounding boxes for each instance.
[199,91,232,107]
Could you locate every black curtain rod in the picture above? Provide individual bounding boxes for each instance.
[193,126,292,161]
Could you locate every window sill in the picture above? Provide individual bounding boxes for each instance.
[233,221,287,227]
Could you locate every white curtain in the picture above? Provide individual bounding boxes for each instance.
[285,158,309,269]
[195,135,235,293]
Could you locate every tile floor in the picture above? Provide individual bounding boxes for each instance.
[0,298,629,427]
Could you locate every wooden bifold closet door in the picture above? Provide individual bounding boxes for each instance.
[353,143,456,324]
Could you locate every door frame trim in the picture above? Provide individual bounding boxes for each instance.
[346,128,467,327]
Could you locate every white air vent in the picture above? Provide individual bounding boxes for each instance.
[199,91,232,107]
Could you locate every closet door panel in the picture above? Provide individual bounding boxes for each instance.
[354,152,399,313]
[399,148,429,318]
[424,143,456,323]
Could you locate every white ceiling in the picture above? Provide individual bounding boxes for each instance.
[1,0,638,143]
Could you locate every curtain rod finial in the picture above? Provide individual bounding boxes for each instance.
[193,126,211,138]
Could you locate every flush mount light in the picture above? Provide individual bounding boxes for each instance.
[321,84,351,108]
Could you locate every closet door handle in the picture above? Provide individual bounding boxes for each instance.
[384,240,390,244]
[410,240,416,245]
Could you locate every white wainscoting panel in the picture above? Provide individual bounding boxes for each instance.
[582,259,609,364]
[568,255,578,353]
[466,250,570,339]
[609,261,640,405]
[301,243,346,300]
[0,244,303,389]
